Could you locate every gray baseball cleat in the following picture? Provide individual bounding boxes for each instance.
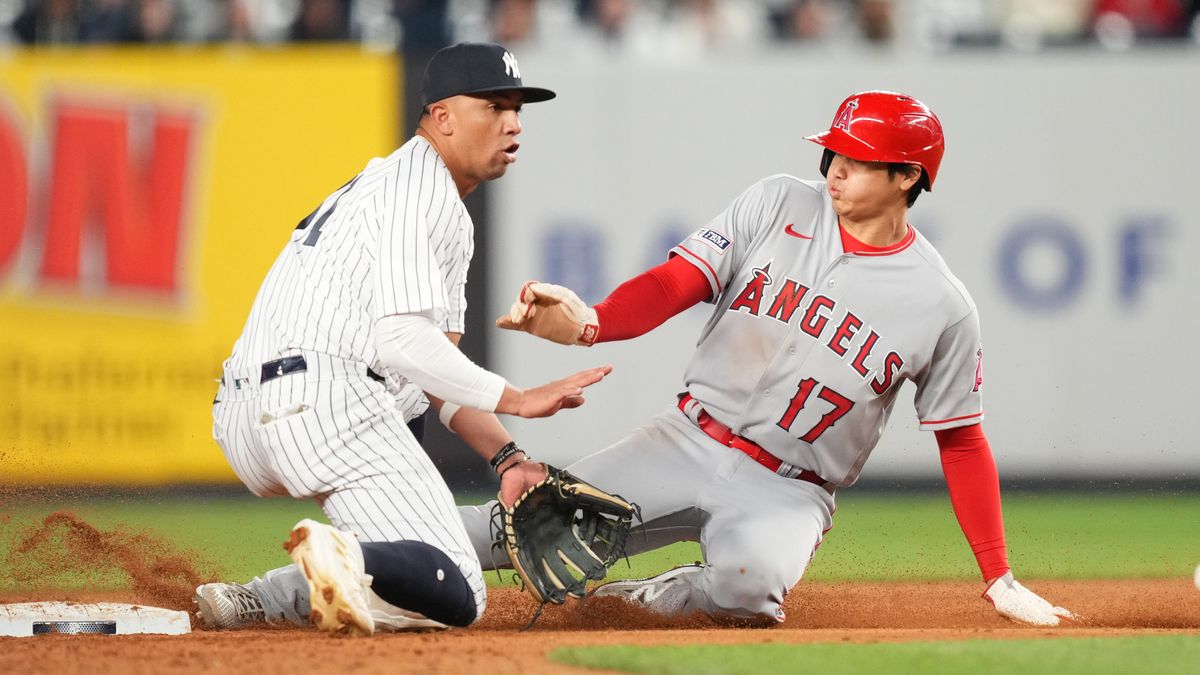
[194,582,267,629]
[590,563,702,616]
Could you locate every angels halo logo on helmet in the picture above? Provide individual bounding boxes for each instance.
[832,97,859,132]
[805,90,945,191]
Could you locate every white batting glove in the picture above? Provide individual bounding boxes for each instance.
[983,572,1076,626]
[495,281,600,346]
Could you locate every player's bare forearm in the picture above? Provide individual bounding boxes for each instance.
[432,333,554,498]
[429,394,513,459]
[426,391,545,507]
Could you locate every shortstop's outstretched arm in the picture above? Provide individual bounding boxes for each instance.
[374,313,610,419]
[496,254,711,345]
[938,424,1075,626]
[419,331,550,508]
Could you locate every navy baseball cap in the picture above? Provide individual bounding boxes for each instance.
[420,42,556,108]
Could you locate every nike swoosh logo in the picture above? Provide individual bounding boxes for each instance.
[633,584,672,605]
[784,223,813,240]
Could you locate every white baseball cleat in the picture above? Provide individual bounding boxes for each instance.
[193,582,267,629]
[284,519,375,636]
[590,563,701,616]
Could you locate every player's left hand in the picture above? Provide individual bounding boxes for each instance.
[983,572,1076,626]
[506,365,613,418]
[498,460,548,508]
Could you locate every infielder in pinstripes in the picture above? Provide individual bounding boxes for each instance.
[194,42,610,635]
[459,91,1076,627]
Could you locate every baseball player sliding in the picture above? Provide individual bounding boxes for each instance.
[460,91,1075,627]
[194,42,610,634]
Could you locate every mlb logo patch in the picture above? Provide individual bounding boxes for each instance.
[692,228,732,254]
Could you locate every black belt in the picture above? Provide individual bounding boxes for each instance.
[261,355,308,383]
[260,356,386,385]
[244,356,421,440]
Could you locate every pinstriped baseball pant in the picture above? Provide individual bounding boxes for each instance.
[211,352,486,620]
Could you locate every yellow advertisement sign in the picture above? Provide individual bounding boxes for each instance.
[0,47,399,484]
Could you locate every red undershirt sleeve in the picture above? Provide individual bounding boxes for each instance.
[935,423,1011,582]
[592,255,712,343]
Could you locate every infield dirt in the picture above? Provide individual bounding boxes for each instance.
[2,579,1198,674]
[2,511,1198,673]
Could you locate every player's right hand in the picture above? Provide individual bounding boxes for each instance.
[983,572,1077,626]
[496,281,599,346]
[497,365,613,418]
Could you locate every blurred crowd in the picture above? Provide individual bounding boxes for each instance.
[2,0,1199,52]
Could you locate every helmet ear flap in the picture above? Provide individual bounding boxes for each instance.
[819,148,834,178]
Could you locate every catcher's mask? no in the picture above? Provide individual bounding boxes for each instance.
[805,90,945,191]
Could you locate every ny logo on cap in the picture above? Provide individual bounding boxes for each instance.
[834,98,859,131]
[502,51,521,78]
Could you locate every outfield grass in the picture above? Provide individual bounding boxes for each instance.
[805,491,1200,581]
[1,490,1198,592]
[549,635,1200,675]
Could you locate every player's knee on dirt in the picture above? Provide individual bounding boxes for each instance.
[695,560,790,625]
[360,541,480,627]
[698,526,808,624]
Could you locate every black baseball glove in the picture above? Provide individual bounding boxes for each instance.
[496,465,636,607]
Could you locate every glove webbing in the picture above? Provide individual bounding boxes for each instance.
[487,479,640,629]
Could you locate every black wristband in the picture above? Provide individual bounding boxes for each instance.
[489,441,523,471]
[498,458,526,479]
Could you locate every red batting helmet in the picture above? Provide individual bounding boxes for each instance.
[805,91,945,190]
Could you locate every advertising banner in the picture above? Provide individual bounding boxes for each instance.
[0,47,398,484]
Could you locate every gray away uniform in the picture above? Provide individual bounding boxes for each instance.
[460,174,984,622]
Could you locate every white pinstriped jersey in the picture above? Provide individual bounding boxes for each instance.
[214,135,489,613]
[227,135,472,421]
[671,174,984,486]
